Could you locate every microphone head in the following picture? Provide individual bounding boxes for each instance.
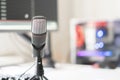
[31,16,47,34]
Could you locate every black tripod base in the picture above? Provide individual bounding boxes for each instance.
[30,75,48,80]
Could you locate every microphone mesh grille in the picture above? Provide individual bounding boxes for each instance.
[32,18,46,34]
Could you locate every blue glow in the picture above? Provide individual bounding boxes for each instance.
[99,42,104,48]
[97,30,104,38]
[104,51,112,56]
[95,42,104,49]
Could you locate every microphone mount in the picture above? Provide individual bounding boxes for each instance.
[30,49,48,80]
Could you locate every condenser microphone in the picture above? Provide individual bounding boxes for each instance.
[31,16,47,57]
[30,16,48,80]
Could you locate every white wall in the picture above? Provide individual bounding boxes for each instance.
[51,0,73,62]
[73,0,120,20]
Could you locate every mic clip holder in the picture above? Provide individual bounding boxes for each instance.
[30,44,48,80]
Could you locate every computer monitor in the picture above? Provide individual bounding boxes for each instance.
[0,0,58,31]
[0,0,57,64]
[0,20,57,32]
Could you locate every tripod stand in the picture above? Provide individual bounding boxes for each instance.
[30,46,48,80]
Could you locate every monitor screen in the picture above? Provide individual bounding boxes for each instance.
[0,0,58,31]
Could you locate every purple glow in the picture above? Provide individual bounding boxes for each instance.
[77,50,112,57]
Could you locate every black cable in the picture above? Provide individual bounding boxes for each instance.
[18,62,35,80]
[18,33,31,43]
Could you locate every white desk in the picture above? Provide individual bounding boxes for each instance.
[0,63,120,80]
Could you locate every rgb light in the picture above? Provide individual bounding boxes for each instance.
[96,30,104,38]
[95,42,104,49]
[77,50,112,57]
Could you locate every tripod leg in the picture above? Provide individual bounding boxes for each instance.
[43,76,48,80]
[40,76,43,80]
[31,76,44,80]
[30,76,36,80]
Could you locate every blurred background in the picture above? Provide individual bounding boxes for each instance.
[1,0,120,80]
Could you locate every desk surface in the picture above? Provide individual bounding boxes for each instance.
[0,63,120,80]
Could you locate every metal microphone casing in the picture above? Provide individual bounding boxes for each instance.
[31,16,47,57]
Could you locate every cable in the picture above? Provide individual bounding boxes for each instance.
[18,62,35,80]
[9,33,33,61]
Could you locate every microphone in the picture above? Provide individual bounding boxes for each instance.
[30,16,48,80]
[31,16,47,57]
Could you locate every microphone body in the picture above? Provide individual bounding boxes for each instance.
[31,16,47,57]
